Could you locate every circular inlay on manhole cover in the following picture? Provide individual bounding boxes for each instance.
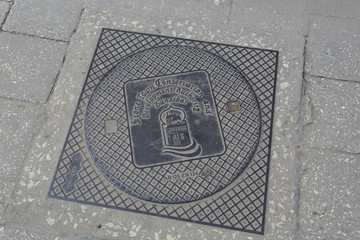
[85,45,261,204]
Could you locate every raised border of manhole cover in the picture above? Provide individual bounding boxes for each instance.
[48,28,278,235]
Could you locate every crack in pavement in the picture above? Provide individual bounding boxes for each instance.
[0,0,13,30]
[1,29,69,43]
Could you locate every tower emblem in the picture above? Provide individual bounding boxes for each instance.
[160,106,201,157]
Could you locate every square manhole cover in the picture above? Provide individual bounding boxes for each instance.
[49,29,278,234]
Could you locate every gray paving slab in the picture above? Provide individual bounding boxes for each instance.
[0,1,10,25]
[85,0,161,14]
[160,0,231,23]
[0,225,72,240]
[230,0,308,35]
[0,32,67,103]
[0,98,45,220]
[297,149,360,240]
[3,3,306,239]
[306,16,360,82]
[302,76,360,153]
[3,0,83,41]
[306,0,360,19]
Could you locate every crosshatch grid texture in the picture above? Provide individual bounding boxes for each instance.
[85,46,262,204]
[48,28,278,235]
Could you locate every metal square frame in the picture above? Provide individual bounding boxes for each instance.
[48,28,278,235]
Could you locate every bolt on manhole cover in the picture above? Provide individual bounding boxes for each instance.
[49,29,278,235]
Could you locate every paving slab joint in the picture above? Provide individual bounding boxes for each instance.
[46,6,86,104]
[293,141,308,239]
[306,73,360,84]
[45,53,67,104]
[0,0,13,30]
[299,79,314,131]
[309,146,360,156]
[293,33,309,239]
[310,13,360,21]
[0,95,45,106]
[298,34,312,138]
[1,29,69,43]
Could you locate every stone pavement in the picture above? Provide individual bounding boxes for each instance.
[0,0,359,239]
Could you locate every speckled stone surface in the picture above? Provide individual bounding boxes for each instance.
[84,0,161,14]
[306,0,360,19]
[302,76,360,153]
[3,0,83,41]
[230,0,308,34]
[0,32,67,103]
[306,17,360,82]
[0,0,359,239]
[0,99,45,220]
[0,225,75,240]
[161,0,231,23]
[297,150,360,240]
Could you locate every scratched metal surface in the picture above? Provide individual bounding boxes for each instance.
[48,29,278,234]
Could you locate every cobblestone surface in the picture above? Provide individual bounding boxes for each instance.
[0,0,359,239]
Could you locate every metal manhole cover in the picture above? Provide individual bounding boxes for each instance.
[49,29,278,234]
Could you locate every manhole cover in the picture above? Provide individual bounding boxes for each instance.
[85,46,261,204]
[49,29,278,234]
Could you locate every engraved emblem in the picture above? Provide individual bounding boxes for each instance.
[124,71,225,167]
[160,105,201,157]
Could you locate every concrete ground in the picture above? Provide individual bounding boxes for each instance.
[0,0,359,239]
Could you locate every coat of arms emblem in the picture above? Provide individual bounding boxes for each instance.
[160,106,201,157]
